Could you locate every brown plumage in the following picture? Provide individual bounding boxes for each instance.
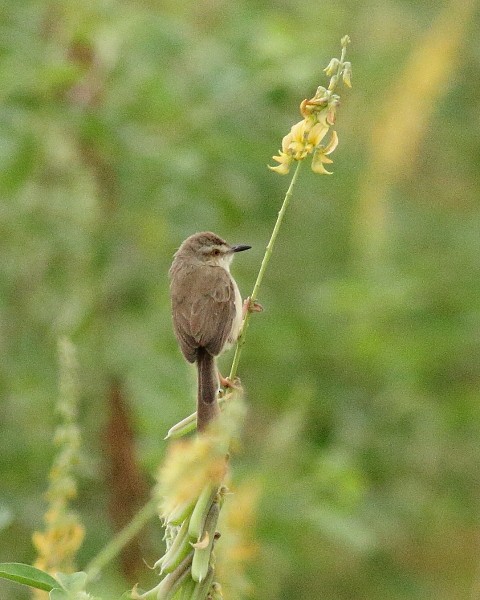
[169,232,250,431]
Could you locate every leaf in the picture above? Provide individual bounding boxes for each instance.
[0,562,59,591]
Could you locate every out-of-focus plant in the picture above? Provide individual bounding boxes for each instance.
[31,338,85,598]
[0,340,100,598]
[132,391,246,600]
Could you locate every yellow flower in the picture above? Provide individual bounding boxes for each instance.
[269,118,335,175]
[268,150,293,175]
[311,130,339,174]
[269,118,331,174]
[306,121,330,148]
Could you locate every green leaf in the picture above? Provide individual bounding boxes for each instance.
[0,562,59,591]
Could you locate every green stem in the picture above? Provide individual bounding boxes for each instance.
[84,496,158,582]
[228,159,303,381]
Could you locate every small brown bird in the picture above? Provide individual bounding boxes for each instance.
[169,232,251,431]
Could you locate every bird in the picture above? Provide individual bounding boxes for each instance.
[169,232,251,432]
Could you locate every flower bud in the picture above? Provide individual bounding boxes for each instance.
[328,74,338,91]
[323,58,340,76]
[342,62,352,88]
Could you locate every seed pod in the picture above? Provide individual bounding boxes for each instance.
[158,520,193,574]
[188,483,217,541]
[166,497,197,526]
[191,501,220,583]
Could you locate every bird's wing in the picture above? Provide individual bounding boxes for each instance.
[170,265,236,360]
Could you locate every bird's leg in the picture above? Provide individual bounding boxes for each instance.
[242,296,263,317]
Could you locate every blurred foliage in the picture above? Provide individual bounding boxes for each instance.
[1,0,480,598]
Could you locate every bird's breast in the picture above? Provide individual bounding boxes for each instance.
[227,276,243,346]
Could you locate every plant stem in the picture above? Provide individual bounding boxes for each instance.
[228,159,303,381]
[84,496,158,582]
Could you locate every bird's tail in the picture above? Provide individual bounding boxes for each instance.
[196,347,219,432]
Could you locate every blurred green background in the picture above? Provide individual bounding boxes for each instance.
[1,0,480,598]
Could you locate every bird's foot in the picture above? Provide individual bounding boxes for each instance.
[242,297,263,318]
[219,373,241,390]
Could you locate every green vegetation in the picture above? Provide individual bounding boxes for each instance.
[1,0,479,598]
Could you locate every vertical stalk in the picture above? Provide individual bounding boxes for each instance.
[228,160,303,381]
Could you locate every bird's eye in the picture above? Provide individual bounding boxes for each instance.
[212,249,220,256]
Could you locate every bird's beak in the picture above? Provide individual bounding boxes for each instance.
[231,244,251,253]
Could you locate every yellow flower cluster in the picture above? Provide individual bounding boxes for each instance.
[269,87,340,175]
[33,515,85,583]
[32,339,84,599]
[269,35,351,176]
[158,433,228,521]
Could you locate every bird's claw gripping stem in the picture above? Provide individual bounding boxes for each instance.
[242,297,263,318]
